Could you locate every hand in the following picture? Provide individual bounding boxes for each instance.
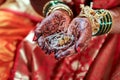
[35,10,71,54]
[35,10,92,59]
[55,17,92,59]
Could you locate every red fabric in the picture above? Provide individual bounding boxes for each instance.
[85,34,119,80]
[72,0,120,14]
[0,8,41,80]
[11,0,120,80]
[93,0,120,9]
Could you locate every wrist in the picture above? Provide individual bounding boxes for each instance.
[79,5,112,36]
[43,0,73,18]
[52,9,71,17]
[108,8,120,34]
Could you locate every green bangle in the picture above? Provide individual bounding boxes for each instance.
[79,5,113,36]
[94,9,112,35]
[43,0,73,18]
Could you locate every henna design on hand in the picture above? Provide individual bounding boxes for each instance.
[35,10,71,54]
[55,18,92,59]
[35,10,92,59]
[35,10,70,37]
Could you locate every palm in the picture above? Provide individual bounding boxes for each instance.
[35,10,71,54]
[35,10,92,59]
[55,17,92,59]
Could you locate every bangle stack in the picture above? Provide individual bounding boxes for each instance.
[79,5,112,36]
[43,0,73,18]
[96,9,112,35]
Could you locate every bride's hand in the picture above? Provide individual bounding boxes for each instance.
[34,10,71,54]
[55,17,92,59]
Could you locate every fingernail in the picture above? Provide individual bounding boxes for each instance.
[38,42,43,47]
[55,53,60,60]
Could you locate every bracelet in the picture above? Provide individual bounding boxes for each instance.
[79,5,112,36]
[43,0,73,18]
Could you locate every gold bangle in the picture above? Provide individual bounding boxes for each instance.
[47,4,73,18]
[79,5,112,36]
[43,0,73,18]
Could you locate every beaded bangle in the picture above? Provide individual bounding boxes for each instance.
[79,5,112,36]
[43,0,73,18]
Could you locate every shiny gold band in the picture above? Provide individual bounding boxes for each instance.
[43,0,73,18]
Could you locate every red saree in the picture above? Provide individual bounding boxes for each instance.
[0,8,41,80]
[11,0,120,80]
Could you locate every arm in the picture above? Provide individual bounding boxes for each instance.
[34,1,120,59]
[110,7,120,33]
[30,0,72,16]
[34,1,91,59]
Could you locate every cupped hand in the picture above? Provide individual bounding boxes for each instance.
[55,17,92,59]
[35,10,92,59]
[35,10,71,54]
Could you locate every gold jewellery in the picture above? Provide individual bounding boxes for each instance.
[79,4,112,36]
[43,0,73,18]
[43,1,112,36]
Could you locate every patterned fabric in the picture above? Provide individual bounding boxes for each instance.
[13,33,120,80]
[7,0,120,80]
[11,32,56,80]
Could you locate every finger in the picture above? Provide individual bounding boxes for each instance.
[35,10,71,55]
[38,36,52,54]
[67,17,92,52]
[76,37,91,52]
[55,45,76,59]
[35,10,71,37]
[37,36,45,49]
[67,18,81,36]
[75,18,92,51]
[35,17,54,37]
